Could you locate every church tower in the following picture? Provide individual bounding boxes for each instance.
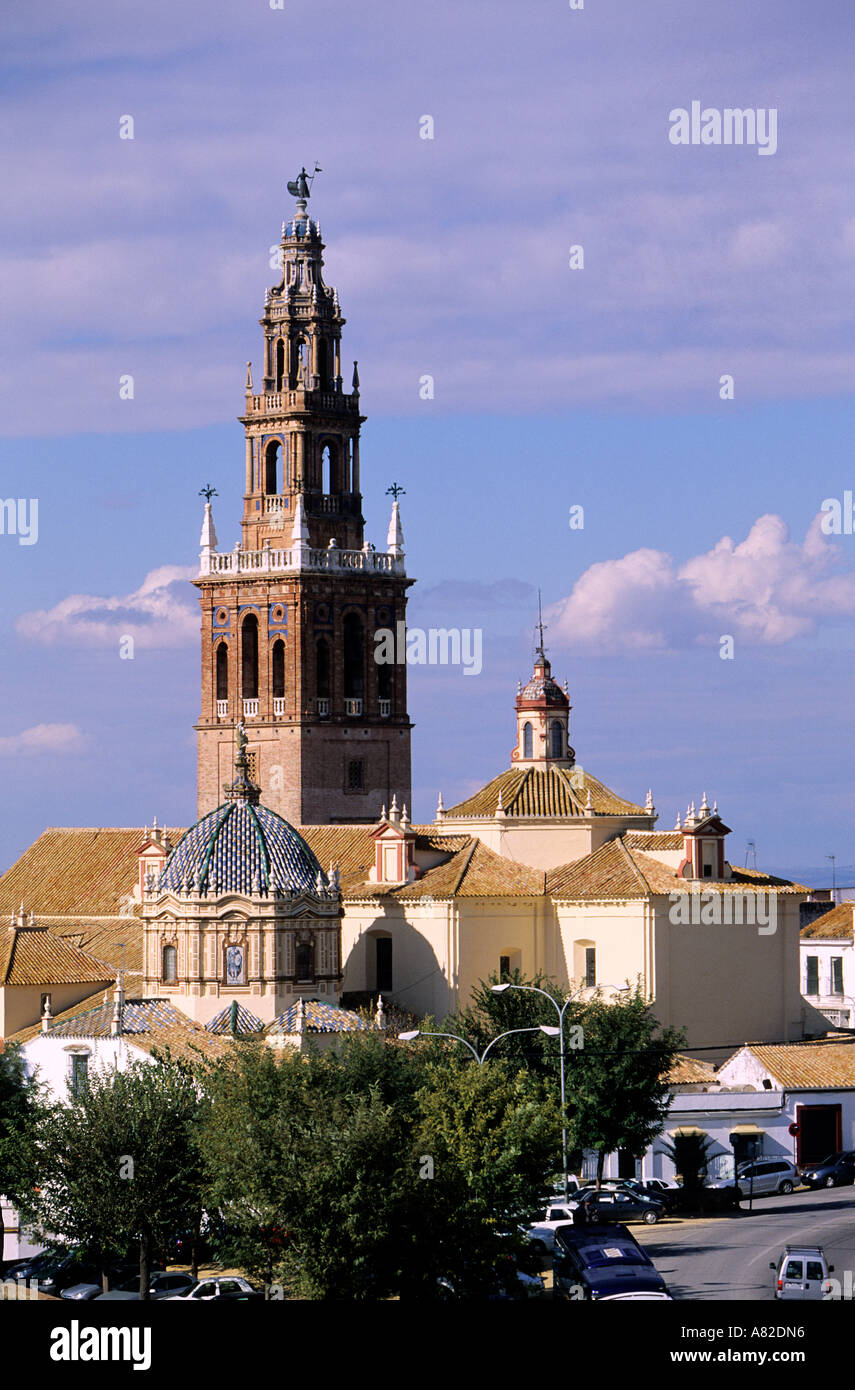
[194,177,414,825]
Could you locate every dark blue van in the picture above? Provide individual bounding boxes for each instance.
[553,1223,672,1301]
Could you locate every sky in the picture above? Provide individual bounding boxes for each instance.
[1,0,855,881]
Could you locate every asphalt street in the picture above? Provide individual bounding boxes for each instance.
[629,1186,855,1300]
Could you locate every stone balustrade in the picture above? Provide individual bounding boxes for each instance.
[200,544,402,578]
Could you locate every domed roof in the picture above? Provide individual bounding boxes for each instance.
[158,800,325,898]
[518,655,568,707]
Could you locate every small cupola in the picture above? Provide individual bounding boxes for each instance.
[677,795,732,880]
[511,602,574,768]
[137,816,171,899]
[369,797,419,885]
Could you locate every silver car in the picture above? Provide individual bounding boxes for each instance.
[709,1158,797,1198]
[770,1246,833,1300]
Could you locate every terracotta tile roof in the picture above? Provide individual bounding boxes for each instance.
[623,831,684,852]
[300,825,470,896]
[627,850,807,895]
[801,902,854,940]
[398,840,545,899]
[666,1054,718,1086]
[49,922,144,975]
[14,994,235,1063]
[0,828,183,918]
[0,925,113,987]
[443,766,645,820]
[738,1037,855,1090]
[547,838,807,901]
[547,838,652,900]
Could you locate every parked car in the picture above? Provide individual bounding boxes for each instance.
[708,1158,797,1199]
[573,1189,665,1225]
[799,1152,855,1190]
[95,1271,197,1301]
[164,1276,259,1300]
[770,1246,834,1300]
[528,1203,583,1255]
[553,1222,672,1301]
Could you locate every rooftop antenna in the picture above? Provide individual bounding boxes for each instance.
[827,853,837,902]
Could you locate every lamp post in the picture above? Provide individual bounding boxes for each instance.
[827,854,837,904]
[490,982,581,1202]
[397,1025,558,1066]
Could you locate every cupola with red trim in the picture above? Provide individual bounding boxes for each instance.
[369,797,419,885]
[511,603,574,768]
[676,794,732,881]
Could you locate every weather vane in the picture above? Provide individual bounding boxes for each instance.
[199,483,218,502]
[536,588,547,656]
[287,164,323,201]
[386,482,406,500]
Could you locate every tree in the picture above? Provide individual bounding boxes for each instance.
[198,1032,559,1299]
[563,986,685,1185]
[444,968,582,1083]
[0,1042,43,1265]
[22,1055,207,1298]
[660,1130,715,1192]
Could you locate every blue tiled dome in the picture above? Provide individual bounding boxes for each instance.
[158,801,325,897]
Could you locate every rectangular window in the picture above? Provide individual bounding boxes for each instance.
[347,759,365,792]
[831,957,844,995]
[585,947,596,988]
[69,1054,89,1096]
[499,955,510,980]
[805,956,819,995]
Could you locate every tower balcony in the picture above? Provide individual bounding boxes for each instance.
[200,544,405,578]
[345,699,363,717]
[242,699,259,718]
[242,388,359,417]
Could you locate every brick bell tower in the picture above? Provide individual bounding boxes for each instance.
[194,172,414,825]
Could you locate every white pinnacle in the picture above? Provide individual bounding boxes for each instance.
[386,499,405,557]
[291,493,309,544]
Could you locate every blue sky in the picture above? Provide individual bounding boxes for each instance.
[2,0,855,881]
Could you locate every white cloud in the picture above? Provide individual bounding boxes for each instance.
[15,565,198,649]
[548,514,855,652]
[0,723,88,756]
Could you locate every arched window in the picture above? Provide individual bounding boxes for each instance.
[216,642,228,703]
[272,639,285,699]
[377,661,392,702]
[317,339,328,388]
[162,945,178,982]
[316,638,330,698]
[264,440,281,495]
[321,442,336,494]
[343,614,364,699]
[551,721,563,758]
[295,942,313,983]
[523,721,533,759]
[296,339,308,386]
[275,340,285,391]
[242,615,259,699]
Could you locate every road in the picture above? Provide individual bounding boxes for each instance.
[631,1186,855,1300]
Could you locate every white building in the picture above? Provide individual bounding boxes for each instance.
[800,902,855,1028]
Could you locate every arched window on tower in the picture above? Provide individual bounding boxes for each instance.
[242,615,259,699]
[264,440,281,495]
[523,721,533,759]
[343,614,364,700]
[275,339,285,391]
[321,442,336,494]
[377,660,392,705]
[317,339,328,388]
[162,945,177,983]
[296,339,308,387]
[316,638,331,699]
[216,642,229,704]
[272,639,285,699]
[550,721,563,758]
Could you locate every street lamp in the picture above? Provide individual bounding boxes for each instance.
[826,854,837,904]
[398,1025,557,1066]
[491,982,579,1202]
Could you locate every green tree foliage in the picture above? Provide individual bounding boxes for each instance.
[198,1033,559,1299]
[0,1042,43,1264]
[445,968,582,1081]
[21,1056,207,1297]
[564,988,685,1183]
[660,1131,715,1191]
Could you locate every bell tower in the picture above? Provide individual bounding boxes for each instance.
[194,174,414,826]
